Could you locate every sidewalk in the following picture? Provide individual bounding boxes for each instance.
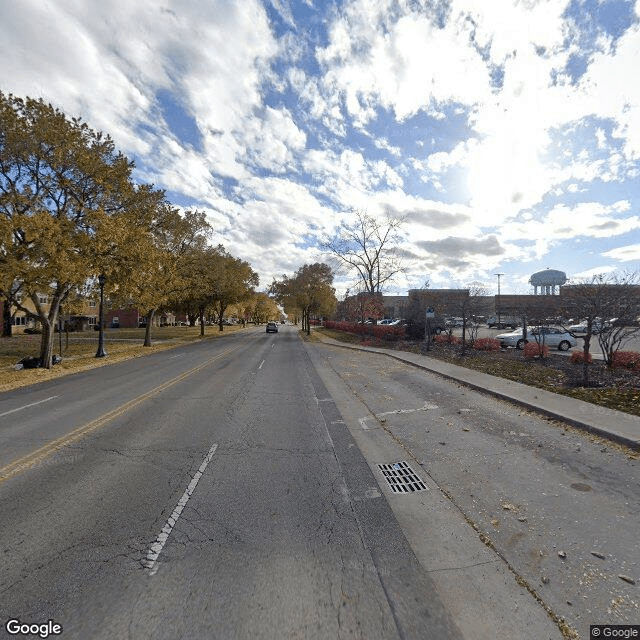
[314,334,640,450]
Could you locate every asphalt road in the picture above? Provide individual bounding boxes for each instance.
[1,326,635,640]
[0,326,461,640]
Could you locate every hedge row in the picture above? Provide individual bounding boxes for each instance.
[324,320,406,340]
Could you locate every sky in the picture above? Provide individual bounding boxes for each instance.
[1,0,640,296]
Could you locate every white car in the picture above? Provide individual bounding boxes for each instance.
[496,327,578,351]
[568,319,607,334]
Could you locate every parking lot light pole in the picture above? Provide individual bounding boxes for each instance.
[494,273,504,327]
[95,273,107,358]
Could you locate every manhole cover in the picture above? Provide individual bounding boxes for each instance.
[377,461,427,493]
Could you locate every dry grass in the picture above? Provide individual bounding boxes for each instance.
[0,325,245,393]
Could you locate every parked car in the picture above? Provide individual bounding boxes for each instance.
[266,322,278,333]
[487,315,520,329]
[496,327,577,351]
[445,317,464,328]
[402,319,445,338]
[568,319,608,334]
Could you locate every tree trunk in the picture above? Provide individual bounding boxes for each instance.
[38,318,54,368]
[199,306,205,337]
[461,318,467,355]
[218,303,227,332]
[2,298,12,337]
[38,297,63,369]
[143,309,156,347]
[582,334,591,386]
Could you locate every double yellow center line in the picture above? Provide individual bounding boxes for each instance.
[0,344,241,484]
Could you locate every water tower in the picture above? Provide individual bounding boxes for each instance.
[529,269,567,295]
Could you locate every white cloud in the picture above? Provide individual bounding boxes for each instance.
[577,22,640,159]
[241,107,307,173]
[452,0,571,63]
[302,147,403,207]
[500,201,640,261]
[317,0,492,124]
[602,243,640,262]
[0,0,278,184]
[569,265,618,280]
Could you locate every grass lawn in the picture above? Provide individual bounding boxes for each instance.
[0,325,246,392]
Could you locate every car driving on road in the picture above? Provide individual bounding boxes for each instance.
[496,326,578,350]
[266,322,278,333]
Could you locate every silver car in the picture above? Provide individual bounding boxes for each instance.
[496,326,578,351]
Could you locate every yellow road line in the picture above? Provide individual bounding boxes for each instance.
[0,344,241,484]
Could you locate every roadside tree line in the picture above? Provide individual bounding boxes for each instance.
[0,93,263,367]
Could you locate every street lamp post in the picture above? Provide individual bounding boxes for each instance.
[494,273,504,327]
[95,273,107,358]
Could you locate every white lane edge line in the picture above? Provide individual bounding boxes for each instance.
[258,359,265,370]
[0,396,59,418]
[143,442,218,576]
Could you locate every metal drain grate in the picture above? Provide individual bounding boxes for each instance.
[377,461,427,493]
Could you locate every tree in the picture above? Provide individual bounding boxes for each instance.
[250,292,280,324]
[447,282,490,355]
[175,244,257,335]
[561,272,640,384]
[0,93,164,367]
[116,206,211,346]
[336,289,384,323]
[205,246,258,332]
[322,209,405,294]
[271,263,337,335]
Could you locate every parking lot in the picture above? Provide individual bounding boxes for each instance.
[448,324,640,359]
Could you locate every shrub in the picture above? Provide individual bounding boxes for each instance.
[323,320,405,341]
[523,341,549,359]
[611,351,640,372]
[472,337,500,351]
[433,334,460,345]
[570,351,592,364]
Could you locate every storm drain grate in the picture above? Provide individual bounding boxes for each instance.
[377,461,427,493]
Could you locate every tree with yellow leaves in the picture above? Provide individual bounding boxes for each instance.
[0,93,167,367]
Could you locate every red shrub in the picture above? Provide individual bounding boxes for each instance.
[472,337,501,351]
[570,351,592,364]
[323,320,405,341]
[611,351,640,372]
[523,341,549,359]
[434,334,461,345]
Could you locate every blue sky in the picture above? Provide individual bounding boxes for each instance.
[1,0,639,295]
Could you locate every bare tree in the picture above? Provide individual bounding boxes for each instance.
[451,282,490,355]
[561,272,640,383]
[322,209,405,294]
